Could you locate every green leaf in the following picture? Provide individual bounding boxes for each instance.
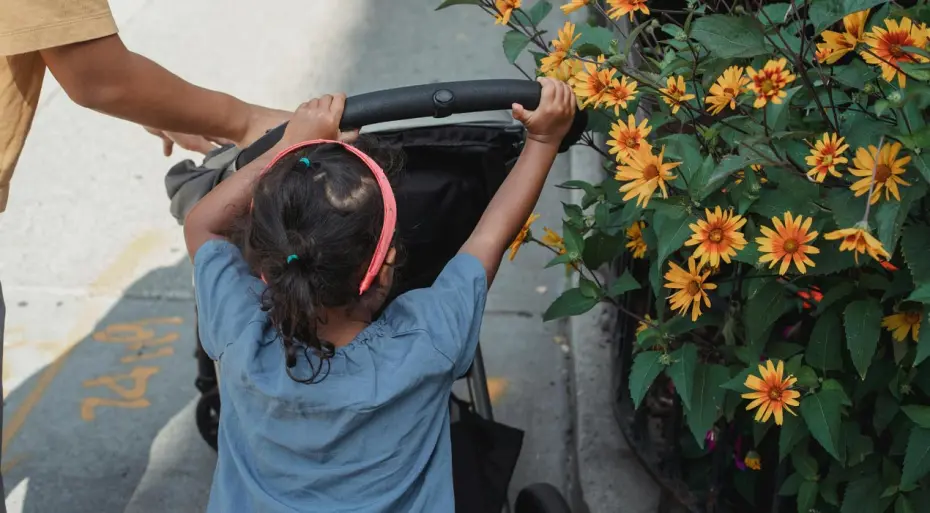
[797,366,820,390]
[807,312,845,372]
[917,312,930,366]
[779,472,803,496]
[563,221,585,257]
[629,351,664,409]
[579,277,601,299]
[690,15,767,59]
[844,299,883,379]
[902,224,930,284]
[875,392,901,434]
[781,414,810,462]
[691,155,760,201]
[685,364,729,448]
[654,211,696,266]
[815,282,855,316]
[907,284,930,304]
[901,427,930,487]
[435,0,482,9]
[767,86,803,133]
[826,188,868,228]
[574,25,614,56]
[544,252,574,268]
[543,288,598,321]
[877,181,928,255]
[833,59,879,89]
[668,344,697,410]
[502,30,532,64]
[822,379,852,405]
[841,112,890,159]
[841,475,885,513]
[809,0,888,33]
[524,0,552,25]
[744,281,792,347]
[896,496,916,513]
[582,232,624,269]
[801,389,845,462]
[722,366,753,392]
[659,134,703,185]
[793,444,820,480]
[903,405,930,429]
[607,271,641,298]
[913,154,930,186]
[846,423,875,466]
[798,481,819,513]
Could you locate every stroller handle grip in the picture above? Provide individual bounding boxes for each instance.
[235,79,587,168]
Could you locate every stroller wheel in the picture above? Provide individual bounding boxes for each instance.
[514,483,572,513]
[195,387,221,451]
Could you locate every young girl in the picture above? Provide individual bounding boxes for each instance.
[185,79,576,512]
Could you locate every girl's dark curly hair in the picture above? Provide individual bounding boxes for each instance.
[239,136,403,383]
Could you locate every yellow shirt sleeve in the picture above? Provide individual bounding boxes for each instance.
[0,0,118,56]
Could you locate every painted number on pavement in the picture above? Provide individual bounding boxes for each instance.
[81,317,183,421]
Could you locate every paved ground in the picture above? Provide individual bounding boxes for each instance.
[0,0,578,511]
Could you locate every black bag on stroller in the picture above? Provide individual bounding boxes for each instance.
[165,80,581,513]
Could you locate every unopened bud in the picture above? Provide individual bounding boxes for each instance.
[888,90,903,103]
[863,82,877,94]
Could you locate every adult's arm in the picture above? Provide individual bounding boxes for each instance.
[41,35,287,147]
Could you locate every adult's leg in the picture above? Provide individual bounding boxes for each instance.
[0,279,7,512]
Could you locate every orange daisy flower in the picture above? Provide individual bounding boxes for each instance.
[797,286,824,310]
[659,75,695,114]
[734,164,767,185]
[552,21,580,52]
[861,16,930,87]
[607,114,652,161]
[881,260,900,272]
[493,0,522,25]
[746,58,797,109]
[756,212,820,275]
[849,142,911,204]
[560,0,589,14]
[805,133,849,182]
[705,66,749,115]
[664,257,717,321]
[816,9,869,64]
[626,221,648,259]
[684,206,747,268]
[572,57,618,108]
[824,226,890,264]
[615,145,680,207]
[883,309,922,342]
[602,75,639,115]
[508,213,539,260]
[815,46,835,63]
[605,0,649,21]
[539,21,581,81]
[635,313,653,335]
[742,359,800,426]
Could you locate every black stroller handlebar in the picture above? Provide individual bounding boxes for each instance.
[236,79,587,168]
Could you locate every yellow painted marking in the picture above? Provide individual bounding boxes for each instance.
[81,366,160,421]
[487,377,509,405]
[0,453,26,474]
[120,346,174,364]
[2,229,173,453]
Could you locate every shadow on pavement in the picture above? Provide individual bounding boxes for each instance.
[2,258,217,513]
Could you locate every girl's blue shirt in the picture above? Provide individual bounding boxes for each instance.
[193,239,487,512]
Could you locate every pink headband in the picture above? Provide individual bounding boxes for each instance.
[255,140,397,295]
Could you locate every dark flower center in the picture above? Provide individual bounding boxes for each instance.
[783,239,799,253]
[686,280,701,295]
[905,311,921,325]
[875,164,893,182]
[709,228,724,243]
[643,164,659,180]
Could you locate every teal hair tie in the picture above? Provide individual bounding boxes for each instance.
[298,157,311,168]
[287,254,299,264]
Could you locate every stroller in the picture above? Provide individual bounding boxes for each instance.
[164,80,585,513]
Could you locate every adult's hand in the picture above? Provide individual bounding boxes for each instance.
[144,127,228,157]
[237,105,292,148]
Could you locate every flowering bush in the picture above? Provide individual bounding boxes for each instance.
[439,0,930,510]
